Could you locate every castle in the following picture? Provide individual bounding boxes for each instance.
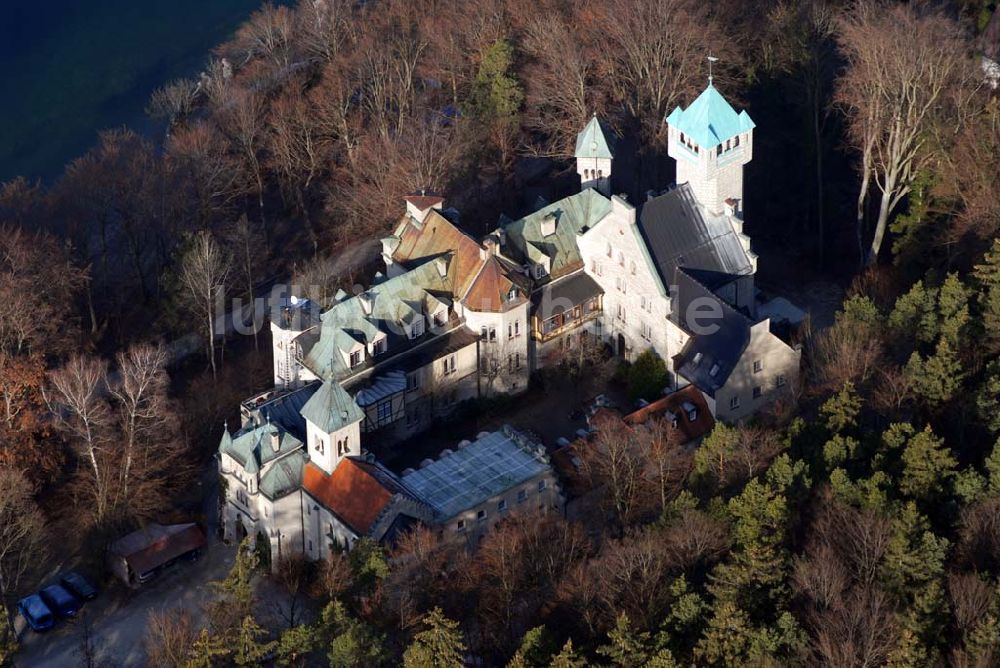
[218,81,801,563]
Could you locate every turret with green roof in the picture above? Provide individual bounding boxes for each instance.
[665,82,755,216]
[575,114,613,197]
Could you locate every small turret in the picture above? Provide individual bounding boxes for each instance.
[575,115,613,197]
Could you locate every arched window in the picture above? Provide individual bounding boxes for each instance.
[734,134,740,148]
[597,170,603,178]
[336,439,342,456]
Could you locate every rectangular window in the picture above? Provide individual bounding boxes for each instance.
[508,323,513,339]
[480,326,487,340]
[489,327,496,342]
[538,480,547,492]
[606,243,612,258]
[734,134,740,147]
[753,386,762,400]
[514,320,520,336]
[630,260,636,275]
[753,360,763,373]
[372,338,386,356]
[776,374,787,388]
[434,310,447,327]
[377,401,392,422]
[477,509,487,522]
[730,396,740,410]
[498,499,507,512]
[716,144,723,156]
[517,489,527,503]
[316,438,325,455]
[406,372,420,391]
[640,322,652,341]
[410,319,424,338]
[349,350,362,368]
[617,304,626,323]
[456,520,466,532]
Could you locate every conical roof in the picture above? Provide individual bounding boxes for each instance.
[574,115,613,159]
[665,83,755,150]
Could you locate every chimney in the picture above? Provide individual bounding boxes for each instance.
[270,430,281,453]
[724,198,739,217]
[483,238,498,256]
[358,292,373,315]
[540,213,557,237]
[435,256,448,278]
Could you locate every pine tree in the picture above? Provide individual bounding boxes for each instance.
[403,608,466,668]
[710,479,789,611]
[467,40,524,121]
[597,613,652,667]
[899,425,956,503]
[549,639,586,668]
[937,273,971,347]
[320,600,387,668]
[975,360,1000,434]
[820,381,862,433]
[275,623,317,668]
[973,238,1000,354]
[905,337,963,407]
[347,537,388,594]
[233,615,277,667]
[508,626,557,668]
[694,600,753,667]
[986,437,1000,493]
[184,629,229,668]
[888,280,938,346]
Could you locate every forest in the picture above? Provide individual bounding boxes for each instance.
[1,0,1000,665]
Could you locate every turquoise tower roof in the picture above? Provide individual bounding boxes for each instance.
[574,115,613,159]
[665,84,755,150]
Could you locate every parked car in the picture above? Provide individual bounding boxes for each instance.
[17,594,54,632]
[59,573,97,601]
[39,584,80,618]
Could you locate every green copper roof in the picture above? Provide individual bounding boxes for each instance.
[221,421,303,470]
[665,84,755,150]
[300,381,364,434]
[574,115,613,159]
[503,189,613,280]
[259,451,307,500]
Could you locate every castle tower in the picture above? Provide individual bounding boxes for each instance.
[300,381,364,474]
[575,115,613,197]
[665,83,755,215]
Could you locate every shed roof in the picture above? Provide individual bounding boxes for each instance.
[110,523,206,577]
[531,271,604,319]
[665,83,755,149]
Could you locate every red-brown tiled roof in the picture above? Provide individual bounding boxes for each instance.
[404,194,445,211]
[623,384,714,443]
[464,256,523,312]
[303,460,395,535]
[392,209,486,297]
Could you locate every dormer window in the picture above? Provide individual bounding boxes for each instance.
[692,352,703,366]
[433,309,448,327]
[372,338,386,356]
[349,350,362,368]
[709,363,720,378]
[508,288,518,301]
[688,407,698,422]
[533,265,544,279]
[410,318,424,338]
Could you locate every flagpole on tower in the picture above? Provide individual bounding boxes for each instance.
[707,54,719,85]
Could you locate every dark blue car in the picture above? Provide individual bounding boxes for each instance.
[59,572,98,601]
[17,594,54,632]
[39,584,80,618]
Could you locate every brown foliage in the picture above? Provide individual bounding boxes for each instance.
[144,607,197,668]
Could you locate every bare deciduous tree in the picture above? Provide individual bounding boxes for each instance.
[835,0,975,266]
[0,470,47,641]
[178,231,232,377]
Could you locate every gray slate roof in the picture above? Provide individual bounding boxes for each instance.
[531,270,604,319]
[401,426,551,520]
[670,269,752,395]
[637,184,753,290]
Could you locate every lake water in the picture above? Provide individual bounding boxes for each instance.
[1,0,278,183]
